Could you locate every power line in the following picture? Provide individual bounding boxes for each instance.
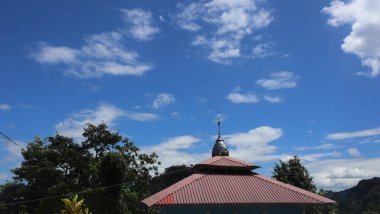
[0,131,123,169]
[0,183,124,206]
[0,130,92,169]
[0,130,165,181]
[0,166,191,207]
[0,131,26,151]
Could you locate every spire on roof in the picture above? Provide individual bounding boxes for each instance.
[212,119,229,157]
[217,119,221,138]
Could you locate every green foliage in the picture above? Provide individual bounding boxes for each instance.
[60,194,92,214]
[272,156,335,213]
[272,155,317,193]
[0,123,159,214]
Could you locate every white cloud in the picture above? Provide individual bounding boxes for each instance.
[295,143,341,151]
[252,43,275,59]
[224,126,286,163]
[0,104,11,111]
[300,151,341,162]
[5,141,24,158]
[214,113,228,122]
[191,35,208,46]
[33,44,78,64]
[226,87,284,104]
[327,127,380,140]
[256,71,299,90]
[328,167,377,179]
[174,0,273,64]
[307,158,380,190]
[0,173,8,180]
[56,103,158,141]
[323,0,380,77]
[226,92,259,104]
[152,93,176,109]
[171,111,180,117]
[121,9,159,41]
[143,135,208,171]
[174,3,203,32]
[262,95,283,103]
[142,126,287,171]
[0,139,25,163]
[32,18,153,78]
[359,139,380,144]
[347,147,361,157]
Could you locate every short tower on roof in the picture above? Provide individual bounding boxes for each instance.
[212,119,229,157]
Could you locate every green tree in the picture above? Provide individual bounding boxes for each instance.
[272,156,317,193]
[272,156,329,214]
[0,123,159,214]
[60,194,92,214]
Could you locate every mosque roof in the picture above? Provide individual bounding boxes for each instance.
[142,169,335,206]
[142,121,335,206]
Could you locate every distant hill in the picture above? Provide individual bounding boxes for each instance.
[328,177,380,214]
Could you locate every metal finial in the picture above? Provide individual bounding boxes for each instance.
[217,119,221,138]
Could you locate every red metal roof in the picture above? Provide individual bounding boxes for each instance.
[143,172,335,206]
[143,156,335,206]
[194,156,260,170]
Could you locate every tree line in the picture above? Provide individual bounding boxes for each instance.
[0,123,159,214]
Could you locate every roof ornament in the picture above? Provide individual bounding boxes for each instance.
[212,118,229,157]
[218,119,221,138]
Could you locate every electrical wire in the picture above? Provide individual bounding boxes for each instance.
[0,131,26,151]
[0,130,192,207]
[0,165,191,207]
[0,131,92,172]
[0,130,151,172]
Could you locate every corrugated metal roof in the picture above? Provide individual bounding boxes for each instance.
[143,172,335,206]
[194,156,260,170]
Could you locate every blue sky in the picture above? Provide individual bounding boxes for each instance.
[1,0,380,191]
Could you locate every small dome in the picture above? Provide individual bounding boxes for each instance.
[212,136,229,157]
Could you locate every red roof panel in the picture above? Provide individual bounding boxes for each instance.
[143,172,335,206]
[194,156,260,170]
[143,156,335,206]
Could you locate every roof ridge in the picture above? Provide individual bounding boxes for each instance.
[223,156,251,166]
[143,172,335,206]
[208,156,222,164]
[255,175,334,203]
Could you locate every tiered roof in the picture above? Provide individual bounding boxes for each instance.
[142,122,335,206]
[142,156,335,206]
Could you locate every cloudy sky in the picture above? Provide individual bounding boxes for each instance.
[1,0,380,191]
